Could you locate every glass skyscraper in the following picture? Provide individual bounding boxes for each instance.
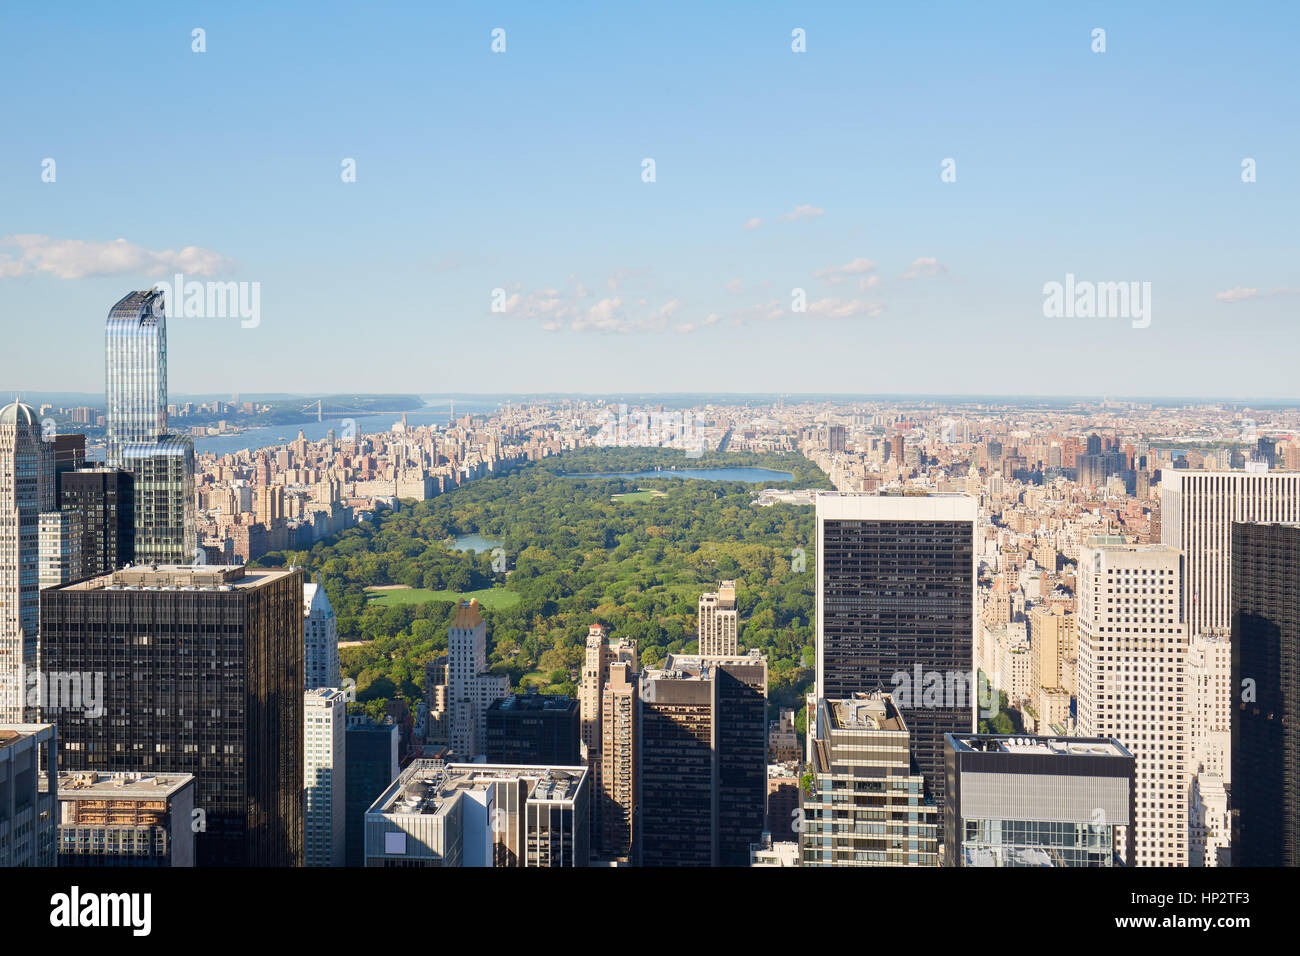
[104,289,195,564]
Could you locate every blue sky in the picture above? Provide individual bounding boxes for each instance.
[1,1,1297,397]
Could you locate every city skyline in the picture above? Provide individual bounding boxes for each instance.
[3,3,1299,397]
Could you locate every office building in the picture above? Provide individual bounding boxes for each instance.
[485,694,580,765]
[446,599,509,759]
[943,733,1135,867]
[1188,629,1231,866]
[1230,521,1300,866]
[0,723,58,866]
[52,771,196,867]
[816,492,977,804]
[1161,471,1300,636]
[39,564,304,866]
[51,434,86,505]
[58,468,134,575]
[800,694,938,867]
[303,579,341,691]
[304,688,347,867]
[365,761,589,867]
[638,653,767,866]
[1076,537,1188,866]
[698,580,739,657]
[345,715,399,867]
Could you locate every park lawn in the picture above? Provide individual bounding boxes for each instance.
[611,489,668,503]
[364,585,520,610]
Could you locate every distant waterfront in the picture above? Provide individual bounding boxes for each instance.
[193,400,502,456]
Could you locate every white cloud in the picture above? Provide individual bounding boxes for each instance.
[0,234,233,280]
[1215,285,1300,302]
[743,217,764,230]
[805,298,885,319]
[780,204,825,222]
[901,256,947,279]
[816,257,878,284]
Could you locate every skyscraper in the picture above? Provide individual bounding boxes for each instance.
[1161,471,1300,636]
[304,687,347,867]
[698,580,739,657]
[638,653,767,867]
[446,598,509,759]
[801,694,938,867]
[1230,521,1300,866]
[39,564,305,866]
[58,468,134,576]
[1076,537,1188,866]
[599,660,637,863]
[345,715,399,867]
[485,694,581,765]
[303,579,341,690]
[815,492,977,804]
[104,289,195,564]
[0,401,55,722]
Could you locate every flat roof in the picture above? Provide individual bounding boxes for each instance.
[56,564,297,592]
[371,760,587,817]
[948,734,1131,758]
[54,771,195,800]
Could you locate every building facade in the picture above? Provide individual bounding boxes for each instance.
[304,688,347,867]
[39,564,304,866]
[943,733,1135,867]
[1076,537,1188,866]
[698,580,739,657]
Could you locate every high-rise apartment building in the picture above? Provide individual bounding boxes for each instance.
[37,510,82,589]
[638,653,767,866]
[446,599,509,759]
[801,694,938,867]
[104,289,195,564]
[816,492,977,804]
[303,580,341,690]
[599,660,637,863]
[58,468,134,576]
[943,733,1135,867]
[698,580,739,657]
[1230,521,1300,866]
[1076,537,1188,866]
[39,564,304,866]
[1161,471,1300,636]
[304,688,347,867]
[0,402,54,722]
[0,723,58,866]
[1187,629,1231,866]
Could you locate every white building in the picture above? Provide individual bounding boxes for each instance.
[698,580,739,657]
[304,688,346,867]
[1161,471,1300,636]
[303,580,341,691]
[38,511,82,590]
[0,403,54,722]
[1076,536,1188,866]
[447,599,509,759]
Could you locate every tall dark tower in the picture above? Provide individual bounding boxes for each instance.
[1231,521,1300,866]
[816,492,977,805]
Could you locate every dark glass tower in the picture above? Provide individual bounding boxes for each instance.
[1231,521,1300,866]
[485,694,581,765]
[39,565,304,867]
[816,493,977,805]
[57,468,134,576]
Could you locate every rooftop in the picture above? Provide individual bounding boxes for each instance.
[53,771,195,800]
[371,761,587,817]
[949,734,1131,759]
[55,564,298,592]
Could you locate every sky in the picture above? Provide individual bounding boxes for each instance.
[1,1,1297,399]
